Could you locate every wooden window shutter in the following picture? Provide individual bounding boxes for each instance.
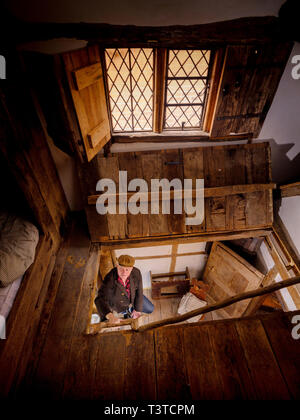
[62,46,111,162]
[210,43,292,138]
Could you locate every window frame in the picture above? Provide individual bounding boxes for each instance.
[162,48,214,131]
[101,46,223,137]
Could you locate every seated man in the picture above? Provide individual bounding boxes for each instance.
[95,254,154,324]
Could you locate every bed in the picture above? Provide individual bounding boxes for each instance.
[0,212,39,339]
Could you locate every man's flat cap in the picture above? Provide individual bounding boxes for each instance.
[118,254,135,267]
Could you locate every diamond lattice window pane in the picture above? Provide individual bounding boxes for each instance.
[164,106,203,129]
[105,48,153,132]
[168,50,210,78]
[164,49,211,130]
[167,79,206,105]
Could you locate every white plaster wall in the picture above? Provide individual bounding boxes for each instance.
[47,142,84,211]
[279,196,300,257]
[257,42,300,184]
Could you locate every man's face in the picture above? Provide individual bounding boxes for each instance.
[117,264,133,280]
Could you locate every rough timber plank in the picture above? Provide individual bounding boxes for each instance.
[97,156,127,239]
[183,148,205,233]
[208,322,256,399]
[118,152,145,238]
[183,324,223,399]
[17,225,73,397]
[235,317,291,399]
[62,243,100,399]
[140,152,169,236]
[161,149,186,235]
[93,333,126,400]
[32,220,91,398]
[261,311,300,399]
[11,253,57,397]
[124,330,156,400]
[155,327,191,400]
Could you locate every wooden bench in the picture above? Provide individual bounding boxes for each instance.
[151,267,191,299]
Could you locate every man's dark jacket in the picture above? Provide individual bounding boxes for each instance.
[95,267,143,321]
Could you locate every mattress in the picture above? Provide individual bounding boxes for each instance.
[0,274,23,339]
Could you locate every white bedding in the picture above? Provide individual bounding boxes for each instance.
[0,274,23,339]
[0,274,23,319]
[0,211,39,339]
[0,213,39,288]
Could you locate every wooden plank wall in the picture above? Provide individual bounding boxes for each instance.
[0,54,69,249]
[82,142,273,241]
[0,52,70,397]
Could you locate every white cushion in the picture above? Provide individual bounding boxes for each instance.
[0,213,39,288]
[177,292,207,323]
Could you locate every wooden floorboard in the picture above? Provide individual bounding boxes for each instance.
[30,220,91,399]
[261,311,300,399]
[3,217,300,401]
[235,317,291,399]
[208,322,256,399]
[124,330,156,400]
[18,224,73,397]
[62,243,100,399]
[0,234,53,397]
[93,333,126,400]
[155,327,191,400]
[183,324,223,399]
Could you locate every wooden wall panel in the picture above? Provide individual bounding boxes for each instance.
[0,62,69,248]
[63,45,111,162]
[0,53,70,396]
[85,143,273,242]
[203,242,264,318]
[183,148,205,233]
[210,43,292,138]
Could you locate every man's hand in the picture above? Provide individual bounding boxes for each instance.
[131,310,141,319]
[106,312,121,324]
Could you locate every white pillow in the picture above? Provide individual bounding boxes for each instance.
[0,213,39,287]
[177,292,207,323]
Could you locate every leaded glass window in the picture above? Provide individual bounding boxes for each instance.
[105,48,154,132]
[164,50,211,130]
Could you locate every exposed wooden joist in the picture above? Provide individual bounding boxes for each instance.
[264,236,300,308]
[101,228,272,248]
[242,265,279,317]
[280,181,300,198]
[273,216,300,275]
[133,251,207,260]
